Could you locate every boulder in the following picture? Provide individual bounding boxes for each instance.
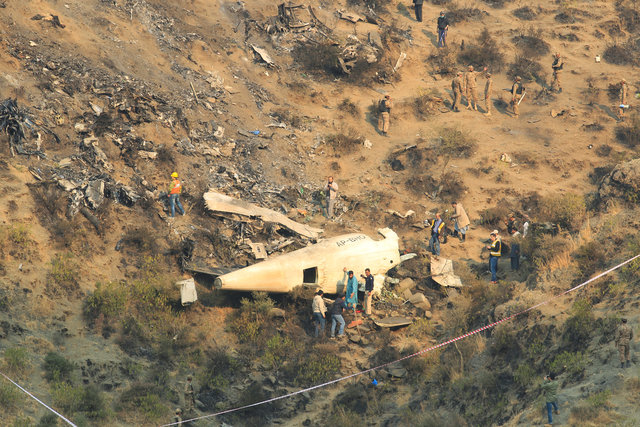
[402,288,413,300]
[599,159,640,201]
[397,278,416,292]
[424,310,433,319]
[269,308,286,318]
[408,293,430,310]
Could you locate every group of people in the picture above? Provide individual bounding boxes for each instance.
[312,268,374,338]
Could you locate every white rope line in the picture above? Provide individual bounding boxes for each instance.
[160,253,640,426]
[0,370,77,426]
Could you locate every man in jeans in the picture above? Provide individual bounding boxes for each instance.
[330,294,347,339]
[362,268,374,316]
[427,213,445,258]
[312,290,327,338]
[486,230,501,283]
[541,373,559,425]
[437,11,449,47]
[169,172,185,217]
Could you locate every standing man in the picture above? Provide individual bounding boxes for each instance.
[169,172,185,217]
[362,268,374,316]
[510,237,520,271]
[378,94,392,136]
[486,230,501,284]
[618,79,628,121]
[312,290,327,338]
[511,76,524,118]
[184,376,195,413]
[464,65,480,111]
[427,213,445,258]
[484,72,493,116]
[506,214,519,235]
[343,268,358,313]
[330,294,347,339]
[541,373,560,425]
[451,71,463,112]
[450,201,470,242]
[437,11,449,48]
[615,318,633,368]
[413,0,423,22]
[324,176,339,218]
[551,53,564,93]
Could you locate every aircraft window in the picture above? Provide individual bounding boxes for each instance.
[303,267,318,284]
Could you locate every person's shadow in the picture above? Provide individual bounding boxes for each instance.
[396,3,412,19]
[596,104,619,121]
[422,29,438,48]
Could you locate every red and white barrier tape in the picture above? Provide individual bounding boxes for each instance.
[0,370,77,426]
[161,253,640,426]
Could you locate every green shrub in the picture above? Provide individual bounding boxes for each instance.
[201,348,240,392]
[262,334,303,372]
[3,347,31,378]
[118,383,169,421]
[563,299,595,350]
[8,225,31,246]
[458,28,505,71]
[513,363,536,387]
[507,55,544,82]
[573,241,606,282]
[615,115,640,148]
[435,127,478,158]
[570,389,612,422]
[548,351,587,379]
[50,382,84,413]
[287,353,341,386]
[47,253,79,295]
[43,352,76,383]
[537,193,586,232]
[0,381,20,411]
[84,281,127,322]
[326,129,365,153]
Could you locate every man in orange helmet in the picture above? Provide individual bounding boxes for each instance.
[169,172,185,217]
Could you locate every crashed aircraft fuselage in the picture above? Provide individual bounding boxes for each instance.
[214,228,407,293]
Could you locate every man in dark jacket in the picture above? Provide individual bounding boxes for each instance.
[427,213,445,258]
[413,0,423,22]
[330,294,347,338]
[437,11,449,47]
[362,268,374,316]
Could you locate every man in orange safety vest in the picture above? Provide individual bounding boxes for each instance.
[169,172,185,217]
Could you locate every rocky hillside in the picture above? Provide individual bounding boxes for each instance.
[1,0,640,426]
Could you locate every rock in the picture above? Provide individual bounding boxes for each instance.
[408,293,430,309]
[415,301,431,311]
[85,179,104,209]
[397,278,416,292]
[269,307,286,318]
[402,288,413,300]
[424,310,432,319]
[599,159,640,201]
[387,366,407,378]
[368,30,383,49]
[349,334,362,344]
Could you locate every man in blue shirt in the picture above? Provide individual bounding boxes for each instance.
[330,294,347,339]
[427,213,445,258]
[343,267,358,313]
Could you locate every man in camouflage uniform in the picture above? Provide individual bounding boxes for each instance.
[484,72,493,116]
[172,408,183,425]
[551,53,563,93]
[511,76,523,118]
[464,65,479,111]
[184,376,196,413]
[451,71,463,112]
[618,79,628,121]
[615,318,633,368]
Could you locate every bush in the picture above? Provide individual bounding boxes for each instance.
[50,383,108,420]
[201,348,240,392]
[603,41,640,66]
[337,98,360,117]
[479,204,510,227]
[615,116,640,148]
[521,234,570,271]
[507,55,544,82]
[3,348,31,378]
[47,253,79,296]
[439,171,468,202]
[573,241,605,282]
[562,299,595,350]
[458,28,505,71]
[413,88,444,119]
[84,281,127,324]
[428,47,458,75]
[271,107,304,129]
[512,28,550,58]
[481,0,512,7]
[43,352,76,383]
[570,389,611,422]
[513,6,537,20]
[286,353,341,386]
[447,5,486,24]
[435,127,478,158]
[0,381,20,411]
[537,193,586,232]
[118,383,169,421]
[547,351,587,379]
[513,363,536,387]
[325,129,365,153]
